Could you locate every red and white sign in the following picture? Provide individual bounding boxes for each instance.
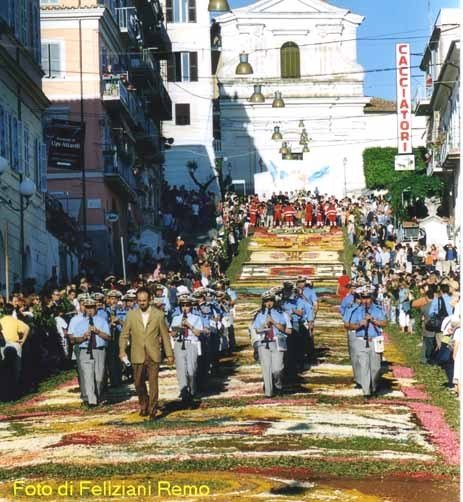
[396,43,412,154]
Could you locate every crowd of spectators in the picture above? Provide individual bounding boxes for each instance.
[0,187,460,401]
[344,194,461,395]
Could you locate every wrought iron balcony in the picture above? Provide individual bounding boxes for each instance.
[129,49,161,88]
[102,76,143,130]
[413,84,433,116]
[45,193,81,248]
[116,7,139,45]
[146,80,172,121]
[103,150,137,202]
[136,117,159,146]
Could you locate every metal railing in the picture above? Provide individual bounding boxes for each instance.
[102,77,143,127]
[413,85,434,107]
[102,78,130,108]
[116,7,138,41]
[103,150,136,189]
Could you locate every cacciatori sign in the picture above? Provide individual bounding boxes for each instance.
[396,43,412,154]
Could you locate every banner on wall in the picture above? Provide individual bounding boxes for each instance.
[254,161,335,198]
[46,120,85,170]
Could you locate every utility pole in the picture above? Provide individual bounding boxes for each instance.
[79,17,87,239]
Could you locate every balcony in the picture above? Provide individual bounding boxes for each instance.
[143,24,171,59]
[414,85,433,116]
[102,77,143,130]
[146,81,172,121]
[116,7,139,45]
[103,151,137,202]
[129,50,161,88]
[135,117,160,153]
[439,133,460,171]
[133,0,171,58]
[428,133,460,175]
[45,193,81,249]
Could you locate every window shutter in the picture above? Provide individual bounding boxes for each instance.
[188,0,196,22]
[11,117,18,172]
[41,43,61,78]
[41,44,49,76]
[50,43,61,77]
[175,52,182,81]
[5,111,11,166]
[0,105,5,159]
[190,52,198,81]
[0,1,8,24]
[35,3,41,63]
[175,104,190,125]
[34,138,40,185]
[167,53,176,82]
[40,143,48,193]
[166,0,173,22]
[17,120,24,174]
[23,126,30,177]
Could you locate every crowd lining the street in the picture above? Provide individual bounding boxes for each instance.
[0,188,460,407]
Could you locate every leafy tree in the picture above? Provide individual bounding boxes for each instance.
[363,147,443,218]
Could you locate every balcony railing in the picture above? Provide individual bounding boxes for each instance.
[439,131,460,168]
[413,85,433,116]
[129,50,161,87]
[103,150,137,201]
[102,77,143,129]
[102,78,130,108]
[116,7,138,43]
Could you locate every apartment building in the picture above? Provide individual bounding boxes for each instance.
[41,0,171,275]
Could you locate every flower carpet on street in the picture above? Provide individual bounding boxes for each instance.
[0,229,458,501]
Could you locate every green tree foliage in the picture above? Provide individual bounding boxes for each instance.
[363,147,443,217]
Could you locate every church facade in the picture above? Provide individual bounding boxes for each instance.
[216,0,424,197]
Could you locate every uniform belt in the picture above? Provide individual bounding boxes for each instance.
[82,346,106,350]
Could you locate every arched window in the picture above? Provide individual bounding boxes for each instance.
[280,42,300,78]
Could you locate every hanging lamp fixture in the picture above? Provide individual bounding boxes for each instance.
[208,0,231,12]
[279,141,288,155]
[271,91,285,108]
[271,126,283,140]
[235,52,253,75]
[302,145,310,153]
[298,120,304,128]
[249,84,265,103]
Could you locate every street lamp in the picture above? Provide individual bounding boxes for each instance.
[0,174,36,211]
[0,167,37,285]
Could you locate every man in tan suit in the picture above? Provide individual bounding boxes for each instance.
[120,288,174,419]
